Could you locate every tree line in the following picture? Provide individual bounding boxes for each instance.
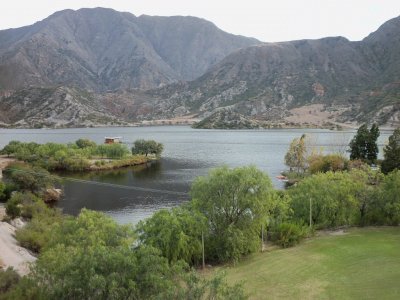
[1,138,164,171]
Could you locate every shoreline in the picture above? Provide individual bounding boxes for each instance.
[0,123,397,131]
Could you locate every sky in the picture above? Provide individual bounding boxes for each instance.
[1,0,400,42]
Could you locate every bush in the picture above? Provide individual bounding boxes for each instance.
[0,183,17,203]
[96,143,130,159]
[20,196,48,220]
[272,223,308,248]
[308,154,348,174]
[15,205,63,253]
[75,138,96,149]
[0,267,20,294]
[5,162,57,194]
[5,195,22,219]
[0,182,6,202]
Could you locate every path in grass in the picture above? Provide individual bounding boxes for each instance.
[222,227,400,299]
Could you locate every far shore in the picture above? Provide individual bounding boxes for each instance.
[0,123,397,131]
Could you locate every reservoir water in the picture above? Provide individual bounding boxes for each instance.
[0,126,392,224]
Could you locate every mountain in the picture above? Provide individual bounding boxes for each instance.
[0,7,259,91]
[137,16,400,127]
[0,10,399,128]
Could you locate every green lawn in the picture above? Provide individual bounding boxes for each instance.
[220,227,400,299]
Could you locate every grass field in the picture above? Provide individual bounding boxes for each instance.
[220,227,400,299]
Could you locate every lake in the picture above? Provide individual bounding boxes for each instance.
[0,126,392,224]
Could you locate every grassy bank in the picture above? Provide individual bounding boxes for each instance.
[89,155,154,170]
[219,227,400,299]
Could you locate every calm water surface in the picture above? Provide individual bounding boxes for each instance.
[0,126,392,224]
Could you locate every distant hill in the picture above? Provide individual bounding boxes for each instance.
[0,9,399,128]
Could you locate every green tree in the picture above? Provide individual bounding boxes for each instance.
[289,172,359,228]
[284,134,307,173]
[349,123,380,163]
[132,139,164,157]
[378,170,400,225]
[348,168,384,226]
[367,123,380,162]
[136,206,206,265]
[381,128,400,174]
[191,166,274,263]
[16,209,246,299]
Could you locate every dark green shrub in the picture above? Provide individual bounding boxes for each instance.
[75,138,96,149]
[273,223,308,248]
[0,182,6,202]
[15,206,63,253]
[0,183,17,203]
[308,154,348,174]
[5,195,22,218]
[0,267,20,294]
[5,162,57,194]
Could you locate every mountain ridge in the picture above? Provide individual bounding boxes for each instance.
[0,7,260,91]
[0,10,399,128]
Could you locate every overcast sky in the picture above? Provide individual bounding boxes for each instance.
[1,0,399,42]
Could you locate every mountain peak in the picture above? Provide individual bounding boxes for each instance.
[0,8,259,91]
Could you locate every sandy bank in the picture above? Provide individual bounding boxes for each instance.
[0,208,36,275]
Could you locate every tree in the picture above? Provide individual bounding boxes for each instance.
[15,209,246,299]
[381,128,400,174]
[288,171,359,228]
[132,139,164,157]
[136,206,206,265]
[191,166,274,263]
[378,170,400,225]
[348,123,380,163]
[284,134,307,173]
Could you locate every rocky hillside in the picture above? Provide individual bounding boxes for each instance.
[192,109,265,129]
[0,87,127,127]
[132,16,400,127]
[0,10,399,128]
[0,8,259,91]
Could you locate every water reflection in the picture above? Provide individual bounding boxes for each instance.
[57,158,191,223]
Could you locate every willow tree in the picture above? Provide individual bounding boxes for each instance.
[191,166,274,263]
